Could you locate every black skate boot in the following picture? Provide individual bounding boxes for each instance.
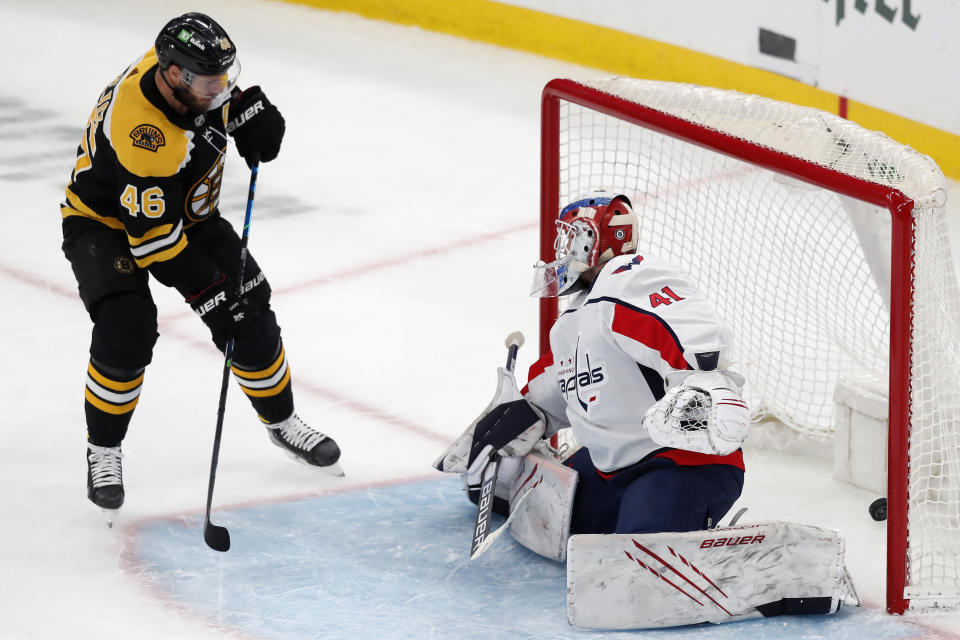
[267,414,343,476]
[87,444,124,526]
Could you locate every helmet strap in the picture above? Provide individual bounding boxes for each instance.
[157,65,178,92]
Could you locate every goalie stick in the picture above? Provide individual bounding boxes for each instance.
[470,331,524,559]
[203,160,260,553]
[470,473,541,559]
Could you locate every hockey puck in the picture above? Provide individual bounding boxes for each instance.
[869,497,888,521]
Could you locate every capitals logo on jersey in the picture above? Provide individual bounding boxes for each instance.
[557,345,608,411]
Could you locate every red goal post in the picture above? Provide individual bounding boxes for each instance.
[539,78,960,615]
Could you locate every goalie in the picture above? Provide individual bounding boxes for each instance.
[438,192,748,533]
[527,191,747,535]
[435,192,850,628]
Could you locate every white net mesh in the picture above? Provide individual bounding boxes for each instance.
[905,203,960,602]
[547,78,960,605]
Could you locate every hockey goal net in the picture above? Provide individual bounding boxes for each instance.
[539,78,960,615]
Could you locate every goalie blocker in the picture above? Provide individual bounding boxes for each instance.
[433,364,547,513]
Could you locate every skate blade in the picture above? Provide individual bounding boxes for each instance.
[280,449,345,477]
[100,507,120,528]
[320,461,345,478]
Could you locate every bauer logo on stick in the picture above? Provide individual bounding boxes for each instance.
[474,481,494,546]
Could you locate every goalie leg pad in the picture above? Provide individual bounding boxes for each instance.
[507,443,579,561]
[566,522,847,629]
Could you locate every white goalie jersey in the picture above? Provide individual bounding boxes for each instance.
[523,252,739,472]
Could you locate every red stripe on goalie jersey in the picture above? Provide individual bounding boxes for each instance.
[610,303,691,371]
[521,351,554,396]
[594,448,745,479]
[654,448,745,471]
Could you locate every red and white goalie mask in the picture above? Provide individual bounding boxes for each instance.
[531,192,638,297]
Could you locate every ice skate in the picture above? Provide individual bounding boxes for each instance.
[267,414,343,476]
[86,444,124,527]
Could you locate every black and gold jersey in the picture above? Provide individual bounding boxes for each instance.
[62,48,230,295]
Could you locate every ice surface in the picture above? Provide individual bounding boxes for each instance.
[0,0,958,637]
[127,477,943,640]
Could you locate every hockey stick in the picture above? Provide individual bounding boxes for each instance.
[470,331,524,558]
[470,473,541,559]
[203,161,260,552]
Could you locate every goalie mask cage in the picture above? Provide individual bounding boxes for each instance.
[539,78,960,615]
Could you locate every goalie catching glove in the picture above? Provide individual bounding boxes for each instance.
[643,369,749,455]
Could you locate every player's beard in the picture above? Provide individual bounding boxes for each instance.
[172,85,215,115]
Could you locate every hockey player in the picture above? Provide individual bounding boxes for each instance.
[437,193,851,628]
[61,12,342,519]
[524,191,747,534]
[438,192,748,535]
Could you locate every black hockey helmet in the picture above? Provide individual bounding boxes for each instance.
[155,12,236,76]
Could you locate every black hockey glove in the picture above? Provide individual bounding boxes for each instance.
[186,274,259,341]
[467,400,546,469]
[227,86,285,168]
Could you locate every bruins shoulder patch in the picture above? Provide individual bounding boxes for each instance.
[130,124,165,152]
